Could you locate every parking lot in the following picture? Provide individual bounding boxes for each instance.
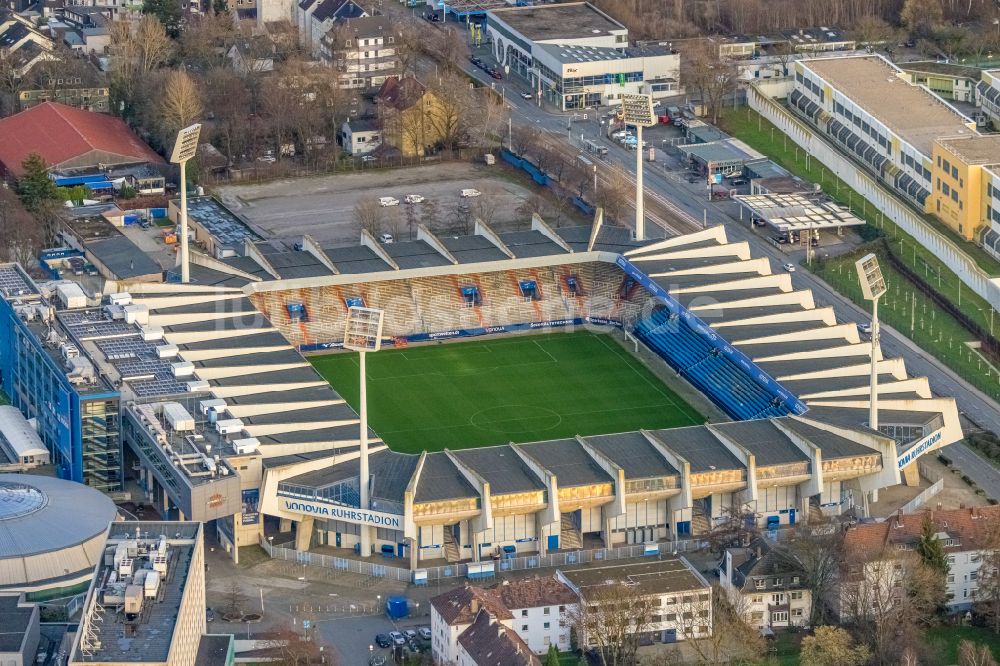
[215,163,537,245]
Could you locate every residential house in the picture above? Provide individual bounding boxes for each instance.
[375,75,446,157]
[295,0,365,58]
[430,576,579,664]
[227,35,276,74]
[341,117,380,155]
[719,538,811,630]
[838,505,1000,617]
[0,10,56,79]
[457,610,542,666]
[50,5,112,53]
[17,57,109,112]
[320,15,399,89]
[557,558,713,645]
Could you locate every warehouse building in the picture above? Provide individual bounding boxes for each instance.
[484,3,680,110]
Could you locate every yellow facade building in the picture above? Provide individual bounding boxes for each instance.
[930,134,1000,240]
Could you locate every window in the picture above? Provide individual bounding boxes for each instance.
[522,624,528,631]
[666,613,677,621]
[752,596,763,603]
[544,636,551,645]
[544,607,550,615]
[792,576,800,585]
[543,622,550,629]
[972,572,979,581]
[790,591,803,600]
[755,580,765,589]
[948,574,956,583]
[521,610,528,617]
[953,166,959,179]
[559,605,566,612]
[772,611,789,623]
[792,608,804,618]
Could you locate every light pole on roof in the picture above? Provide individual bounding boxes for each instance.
[169,123,202,284]
[343,306,385,558]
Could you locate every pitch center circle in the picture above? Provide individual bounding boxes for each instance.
[469,405,562,434]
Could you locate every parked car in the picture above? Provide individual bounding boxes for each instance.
[857,322,873,335]
[378,233,394,244]
[490,69,502,80]
[782,262,796,272]
[389,631,406,646]
[378,197,399,207]
[370,656,387,666]
[729,178,748,186]
[418,627,432,640]
[205,608,216,623]
[460,188,481,197]
[361,155,377,163]
[404,194,425,204]
[403,629,418,640]
[520,92,532,100]
[772,235,789,244]
[375,634,392,648]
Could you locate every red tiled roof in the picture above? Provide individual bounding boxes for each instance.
[431,584,512,625]
[843,505,1000,561]
[430,576,578,626]
[0,101,164,177]
[375,76,426,111]
[457,609,542,666]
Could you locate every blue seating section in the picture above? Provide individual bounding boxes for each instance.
[633,308,791,421]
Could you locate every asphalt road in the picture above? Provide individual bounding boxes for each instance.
[464,57,1000,495]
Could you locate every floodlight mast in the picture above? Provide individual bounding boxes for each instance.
[620,94,655,241]
[855,253,887,432]
[343,307,384,558]
[169,124,202,284]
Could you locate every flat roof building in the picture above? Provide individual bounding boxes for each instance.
[70,522,207,666]
[0,595,40,666]
[485,2,679,111]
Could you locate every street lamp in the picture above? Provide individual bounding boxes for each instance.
[169,123,202,284]
[344,306,384,558]
[855,253,887,432]
[620,93,656,241]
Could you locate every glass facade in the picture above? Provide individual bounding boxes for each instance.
[81,398,122,491]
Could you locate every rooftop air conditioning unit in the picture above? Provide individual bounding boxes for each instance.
[187,380,210,392]
[141,325,164,342]
[156,344,179,359]
[171,361,195,378]
[215,418,244,435]
[231,437,260,455]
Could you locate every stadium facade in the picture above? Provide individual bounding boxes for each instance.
[0,215,961,568]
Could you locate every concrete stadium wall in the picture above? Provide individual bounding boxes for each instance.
[748,85,1000,311]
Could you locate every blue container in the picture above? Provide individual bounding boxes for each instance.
[385,596,409,620]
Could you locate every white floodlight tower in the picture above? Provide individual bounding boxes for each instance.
[343,306,385,557]
[620,93,656,241]
[855,253,887,432]
[169,123,202,284]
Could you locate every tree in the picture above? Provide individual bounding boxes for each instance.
[568,581,656,666]
[782,527,844,625]
[419,198,440,231]
[142,0,183,38]
[353,198,382,235]
[180,12,239,69]
[800,626,870,666]
[680,40,738,124]
[595,162,631,226]
[853,15,898,47]
[223,578,245,620]
[471,183,502,228]
[673,586,764,665]
[260,624,330,666]
[918,515,949,575]
[544,644,560,666]
[901,0,944,37]
[159,70,203,146]
[0,187,45,265]
[975,518,1000,633]
[18,153,59,212]
[108,16,172,116]
[959,640,999,666]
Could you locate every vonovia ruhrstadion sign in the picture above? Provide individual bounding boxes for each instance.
[282,498,403,528]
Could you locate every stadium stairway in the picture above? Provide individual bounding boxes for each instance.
[559,514,583,550]
[443,528,461,563]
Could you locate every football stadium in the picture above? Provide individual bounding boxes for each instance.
[0,213,961,572]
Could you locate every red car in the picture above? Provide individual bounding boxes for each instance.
[490,69,502,80]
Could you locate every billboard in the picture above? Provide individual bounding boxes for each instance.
[242,488,260,525]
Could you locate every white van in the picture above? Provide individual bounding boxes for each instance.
[460,188,481,198]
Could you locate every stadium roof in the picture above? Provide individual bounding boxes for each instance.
[0,102,164,178]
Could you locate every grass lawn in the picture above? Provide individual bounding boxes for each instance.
[309,331,704,453]
[926,626,1000,663]
[814,251,1000,402]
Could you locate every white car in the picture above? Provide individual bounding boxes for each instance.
[404,194,425,204]
[460,188,481,198]
[403,629,418,640]
[782,262,796,272]
[418,627,432,640]
[378,233,394,244]
[389,631,406,646]
[857,322,873,335]
[378,197,400,207]
[520,92,533,100]
[361,155,377,163]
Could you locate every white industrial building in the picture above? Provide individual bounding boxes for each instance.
[485,3,680,110]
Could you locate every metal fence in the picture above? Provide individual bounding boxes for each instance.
[260,537,707,584]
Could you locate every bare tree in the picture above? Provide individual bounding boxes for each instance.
[800,626,870,666]
[595,162,631,226]
[959,640,999,666]
[160,70,203,144]
[259,624,330,665]
[782,526,844,625]
[353,198,383,235]
[108,16,172,114]
[471,183,502,227]
[901,0,944,37]
[975,517,1000,633]
[568,581,656,666]
[223,579,245,620]
[673,586,763,665]
[680,40,738,124]
[0,187,44,264]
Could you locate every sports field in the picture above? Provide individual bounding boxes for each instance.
[309,330,704,453]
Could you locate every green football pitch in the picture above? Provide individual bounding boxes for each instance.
[308,330,704,453]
